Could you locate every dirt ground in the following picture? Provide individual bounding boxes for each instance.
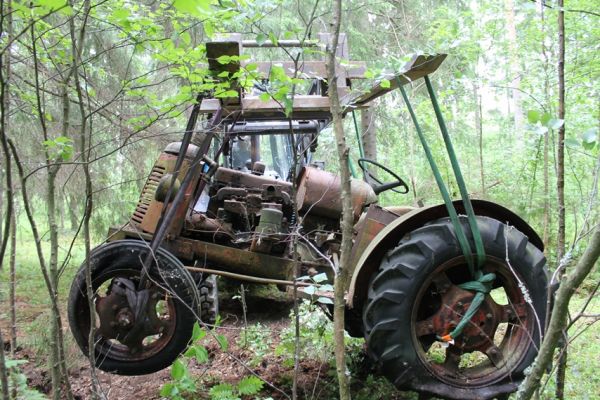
[2,292,405,400]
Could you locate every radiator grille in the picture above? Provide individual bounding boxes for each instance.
[131,165,165,224]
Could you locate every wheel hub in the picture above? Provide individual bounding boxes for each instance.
[430,286,502,352]
[95,277,168,353]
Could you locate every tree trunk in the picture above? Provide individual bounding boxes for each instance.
[554,3,567,397]
[517,226,600,400]
[9,209,17,353]
[327,1,351,399]
[0,329,9,400]
[361,106,376,162]
[473,82,485,196]
[504,0,523,135]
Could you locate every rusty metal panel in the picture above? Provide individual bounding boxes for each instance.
[296,166,376,221]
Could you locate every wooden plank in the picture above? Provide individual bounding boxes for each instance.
[343,54,447,108]
[200,96,333,117]
[242,95,330,111]
[243,60,366,79]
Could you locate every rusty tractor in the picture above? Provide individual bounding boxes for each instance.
[68,34,548,400]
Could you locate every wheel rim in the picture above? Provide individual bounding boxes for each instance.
[411,255,536,387]
[78,268,178,362]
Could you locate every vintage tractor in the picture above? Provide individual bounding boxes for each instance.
[68,34,548,400]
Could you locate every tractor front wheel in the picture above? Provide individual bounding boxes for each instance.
[363,216,547,400]
[68,240,199,375]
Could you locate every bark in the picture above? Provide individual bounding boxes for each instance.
[327,1,351,399]
[29,22,73,400]
[504,0,523,134]
[556,0,566,261]
[517,226,600,400]
[9,210,17,353]
[538,0,552,250]
[69,1,103,397]
[361,107,376,162]
[473,82,485,196]
[554,3,567,397]
[0,330,9,400]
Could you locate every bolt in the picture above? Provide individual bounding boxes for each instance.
[486,313,493,320]
[457,301,463,307]
[112,304,119,311]
[118,313,132,327]
[159,326,165,334]
[490,348,498,355]
[450,320,457,326]
[428,324,434,331]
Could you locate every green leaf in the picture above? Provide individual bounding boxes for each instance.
[303,285,316,295]
[317,297,334,305]
[160,383,179,397]
[193,345,209,363]
[564,138,580,149]
[312,273,328,283]
[582,128,597,146]
[192,322,206,341]
[209,383,235,400]
[268,32,278,46]
[547,118,564,130]
[237,375,264,395]
[540,112,551,125]
[171,359,186,380]
[111,8,130,21]
[255,33,268,46]
[380,79,390,89]
[172,0,213,17]
[215,90,239,98]
[259,92,271,102]
[319,284,334,292]
[216,334,228,351]
[527,110,540,124]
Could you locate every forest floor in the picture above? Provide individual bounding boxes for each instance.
[1,239,598,399]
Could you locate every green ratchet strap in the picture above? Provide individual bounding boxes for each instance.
[397,77,494,342]
[352,110,366,159]
[424,76,486,270]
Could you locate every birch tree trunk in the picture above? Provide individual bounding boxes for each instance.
[517,226,600,400]
[327,0,352,398]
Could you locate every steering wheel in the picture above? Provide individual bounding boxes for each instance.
[358,158,409,195]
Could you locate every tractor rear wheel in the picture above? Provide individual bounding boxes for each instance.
[363,216,547,400]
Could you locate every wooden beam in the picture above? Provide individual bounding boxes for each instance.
[243,60,366,79]
[343,54,447,108]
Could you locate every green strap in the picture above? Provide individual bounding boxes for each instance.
[352,110,365,159]
[348,157,358,178]
[445,273,496,340]
[398,78,494,342]
[398,83,476,275]
[424,76,486,269]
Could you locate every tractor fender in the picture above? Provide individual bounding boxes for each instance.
[346,199,543,309]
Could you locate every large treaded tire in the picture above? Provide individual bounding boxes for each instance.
[363,216,548,400]
[195,274,219,325]
[68,240,199,375]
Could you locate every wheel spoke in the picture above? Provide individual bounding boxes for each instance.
[415,318,437,337]
[443,346,462,372]
[485,345,506,368]
[500,302,528,322]
[431,272,452,294]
